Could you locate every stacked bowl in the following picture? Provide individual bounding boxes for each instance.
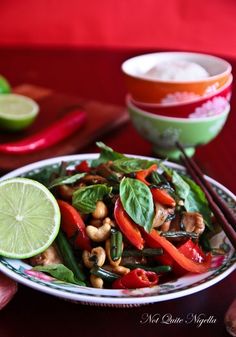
[122,52,232,159]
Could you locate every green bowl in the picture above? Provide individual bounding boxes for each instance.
[127,96,230,160]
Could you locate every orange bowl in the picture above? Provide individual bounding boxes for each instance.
[129,74,233,118]
[121,52,232,104]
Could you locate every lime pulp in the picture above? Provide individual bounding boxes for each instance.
[0,178,61,259]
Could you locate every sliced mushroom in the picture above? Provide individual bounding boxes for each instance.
[153,203,175,230]
[94,163,123,181]
[161,221,171,232]
[167,212,181,232]
[29,244,63,266]
[152,202,169,228]
[57,185,75,201]
[81,174,108,184]
[181,212,205,235]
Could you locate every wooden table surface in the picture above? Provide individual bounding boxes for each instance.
[0,47,235,337]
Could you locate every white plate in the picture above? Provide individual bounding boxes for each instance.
[0,154,235,306]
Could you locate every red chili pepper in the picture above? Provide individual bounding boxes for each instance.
[112,268,158,289]
[0,109,87,154]
[114,198,144,250]
[75,160,90,173]
[151,188,176,207]
[57,199,91,251]
[136,164,158,186]
[112,277,125,289]
[143,229,211,274]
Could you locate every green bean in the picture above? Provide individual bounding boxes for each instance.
[90,266,119,282]
[56,230,86,281]
[110,229,123,261]
[122,248,163,258]
[125,264,172,274]
[161,231,198,239]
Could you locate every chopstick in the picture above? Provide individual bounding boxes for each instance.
[176,142,236,250]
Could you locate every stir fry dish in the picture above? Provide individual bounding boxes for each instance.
[27,142,214,289]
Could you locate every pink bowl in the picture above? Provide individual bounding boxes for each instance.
[130,74,232,118]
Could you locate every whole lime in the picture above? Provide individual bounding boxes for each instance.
[0,94,39,131]
[0,75,11,94]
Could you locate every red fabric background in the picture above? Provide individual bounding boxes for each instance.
[0,0,235,57]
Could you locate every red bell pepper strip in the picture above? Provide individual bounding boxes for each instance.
[136,164,158,186]
[178,239,207,264]
[154,239,209,276]
[172,239,211,276]
[112,268,158,289]
[75,160,90,173]
[151,188,176,207]
[57,199,91,251]
[0,109,87,154]
[114,198,144,250]
[143,229,211,274]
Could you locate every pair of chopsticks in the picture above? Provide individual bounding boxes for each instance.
[176,142,236,250]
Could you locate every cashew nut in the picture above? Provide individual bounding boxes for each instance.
[86,223,111,242]
[90,274,103,288]
[82,246,106,268]
[103,264,130,276]
[105,239,122,267]
[103,217,116,227]
[92,201,108,219]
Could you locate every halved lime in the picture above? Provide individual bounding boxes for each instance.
[0,94,39,131]
[0,178,61,259]
[0,75,11,94]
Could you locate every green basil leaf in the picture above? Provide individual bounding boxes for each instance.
[48,173,86,190]
[91,142,124,167]
[112,158,158,174]
[72,184,112,213]
[159,162,173,178]
[172,170,212,230]
[172,170,190,200]
[150,171,162,184]
[32,264,86,286]
[181,175,212,230]
[120,177,154,232]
